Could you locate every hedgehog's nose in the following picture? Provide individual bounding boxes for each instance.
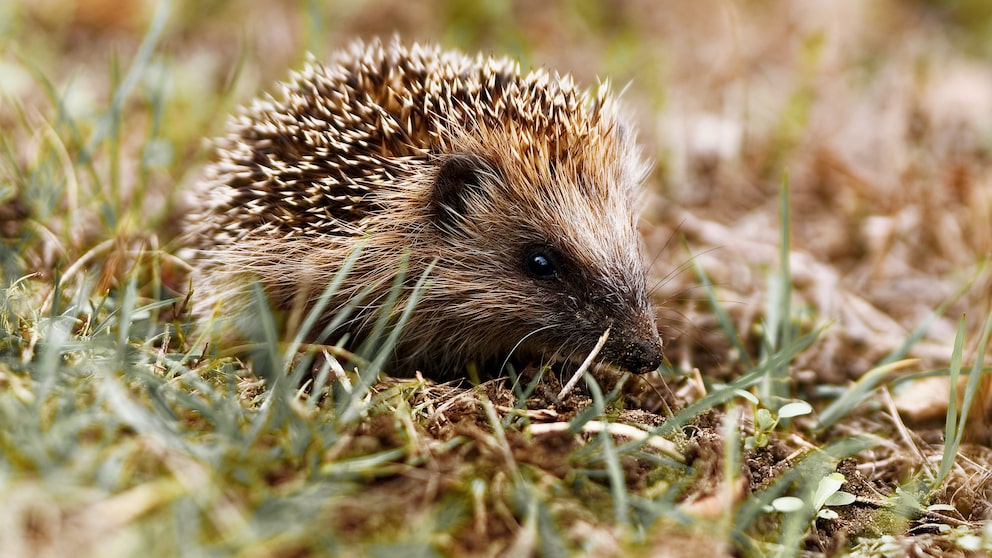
[619,334,664,374]
[608,316,663,374]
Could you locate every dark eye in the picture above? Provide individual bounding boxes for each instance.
[524,250,557,279]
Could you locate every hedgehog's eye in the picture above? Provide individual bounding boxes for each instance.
[524,249,557,280]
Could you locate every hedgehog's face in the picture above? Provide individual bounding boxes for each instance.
[428,151,664,374]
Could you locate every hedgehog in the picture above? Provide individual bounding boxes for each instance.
[185,38,664,376]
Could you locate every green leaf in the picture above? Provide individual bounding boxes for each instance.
[771,496,805,513]
[756,408,776,430]
[778,401,813,419]
[734,389,760,405]
[813,473,846,510]
[933,316,968,490]
[817,509,839,520]
[824,491,856,507]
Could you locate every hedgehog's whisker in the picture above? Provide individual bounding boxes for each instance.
[645,217,685,274]
[648,247,721,297]
[500,323,558,375]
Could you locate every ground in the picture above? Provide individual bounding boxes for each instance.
[1,1,991,556]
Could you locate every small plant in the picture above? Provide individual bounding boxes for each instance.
[739,394,813,449]
[769,472,856,521]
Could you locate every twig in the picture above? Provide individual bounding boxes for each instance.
[557,327,610,401]
[528,420,684,462]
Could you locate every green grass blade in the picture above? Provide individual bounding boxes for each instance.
[690,252,753,369]
[337,259,434,424]
[117,275,138,354]
[816,358,919,430]
[355,254,409,360]
[81,0,172,163]
[249,281,284,381]
[285,240,367,360]
[932,316,967,489]
[240,282,288,451]
[761,173,793,404]
[934,311,992,491]
[599,426,629,526]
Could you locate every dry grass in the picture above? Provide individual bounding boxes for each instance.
[1,0,991,556]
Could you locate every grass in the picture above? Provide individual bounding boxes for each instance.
[3,1,992,556]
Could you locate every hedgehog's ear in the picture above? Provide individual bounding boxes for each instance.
[432,153,491,226]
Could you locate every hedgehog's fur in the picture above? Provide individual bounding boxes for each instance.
[185,38,664,375]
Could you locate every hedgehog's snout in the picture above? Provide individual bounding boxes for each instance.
[618,333,664,374]
[599,312,664,374]
[614,326,664,374]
